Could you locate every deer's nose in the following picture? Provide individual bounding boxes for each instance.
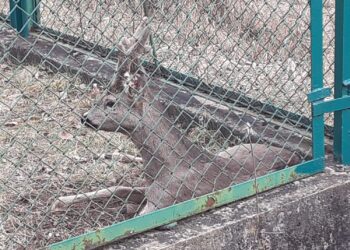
[81,112,87,123]
[81,112,98,129]
[81,112,92,126]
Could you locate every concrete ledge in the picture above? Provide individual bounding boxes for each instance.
[103,170,350,249]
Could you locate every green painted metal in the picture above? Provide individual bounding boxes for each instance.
[307,87,331,102]
[19,0,30,37]
[8,0,40,37]
[32,0,40,28]
[313,96,350,116]
[343,79,350,87]
[48,158,323,250]
[9,0,19,29]
[310,0,325,160]
[333,0,350,165]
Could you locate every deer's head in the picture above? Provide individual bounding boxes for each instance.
[82,17,151,134]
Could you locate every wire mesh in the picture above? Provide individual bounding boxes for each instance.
[323,0,335,127]
[0,0,334,248]
[37,0,311,115]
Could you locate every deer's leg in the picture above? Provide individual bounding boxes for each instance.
[138,201,157,216]
[51,186,146,212]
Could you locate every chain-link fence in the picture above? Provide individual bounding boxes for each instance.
[0,0,341,249]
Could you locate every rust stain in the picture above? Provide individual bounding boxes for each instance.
[291,171,298,180]
[253,182,259,192]
[280,173,286,183]
[82,230,106,250]
[206,197,216,208]
[83,238,95,249]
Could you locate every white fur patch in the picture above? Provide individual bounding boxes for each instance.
[124,72,141,90]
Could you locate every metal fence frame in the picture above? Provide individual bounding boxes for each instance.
[333,0,350,164]
[3,0,350,249]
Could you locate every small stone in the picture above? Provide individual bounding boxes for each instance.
[4,121,18,127]
[79,84,87,90]
[324,167,335,174]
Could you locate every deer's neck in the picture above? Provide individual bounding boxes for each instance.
[125,94,239,209]
[129,101,206,179]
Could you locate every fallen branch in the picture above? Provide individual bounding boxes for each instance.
[51,186,146,212]
[105,152,143,163]
[95,152,144,164]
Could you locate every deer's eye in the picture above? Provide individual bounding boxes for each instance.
[105,100,115,108]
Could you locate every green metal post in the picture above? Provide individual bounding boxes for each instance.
[8,0,40,37]
[32,0,40,28]
[310,0,325,163]
[9,0,19,29]
[334,0,350,165]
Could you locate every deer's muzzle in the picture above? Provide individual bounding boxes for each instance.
[81,113,97,129]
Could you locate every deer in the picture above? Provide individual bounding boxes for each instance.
[51,17,301,216]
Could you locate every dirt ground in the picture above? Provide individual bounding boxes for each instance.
[0,0,336,248]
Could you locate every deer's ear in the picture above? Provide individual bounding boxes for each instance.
[110,18,150,94]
